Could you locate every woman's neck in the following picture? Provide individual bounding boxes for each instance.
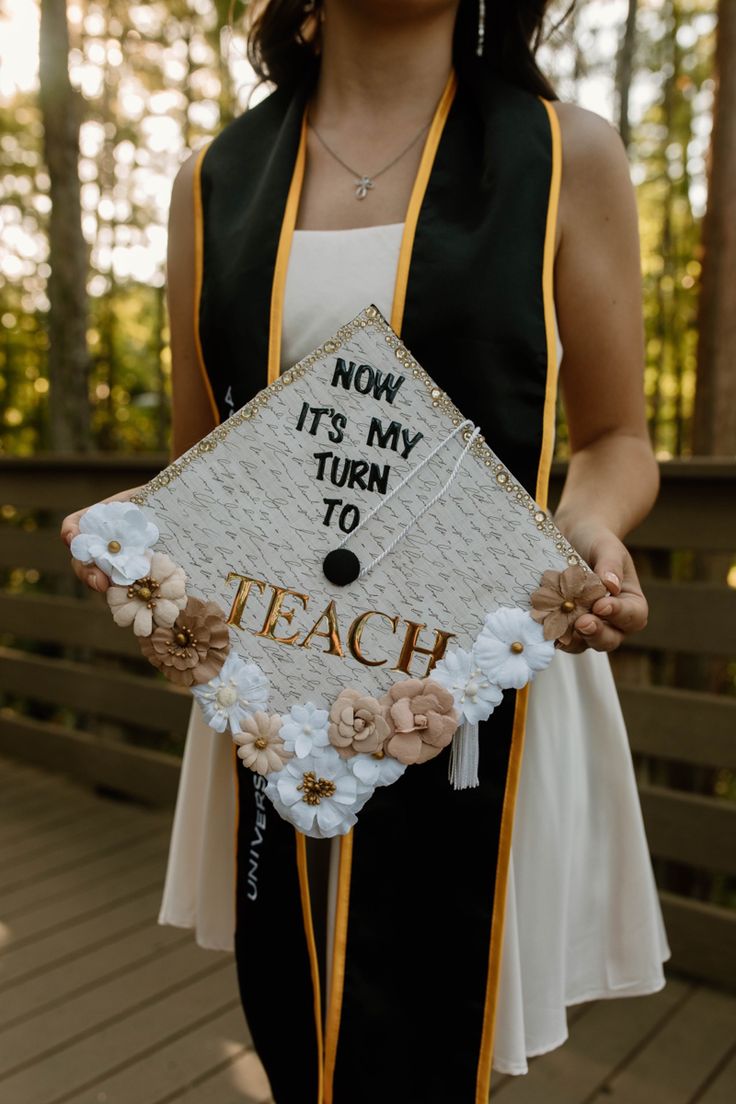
[312,1,457,132]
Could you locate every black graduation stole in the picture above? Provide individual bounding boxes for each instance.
[195,64,561,1104]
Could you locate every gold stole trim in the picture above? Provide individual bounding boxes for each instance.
[296,832,326,1103]
[192,142,221,426]
[474,94,563,1104]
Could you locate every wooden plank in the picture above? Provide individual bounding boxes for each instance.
[0,942,234,1078]
[0,800,153,870]
[492,977,691,1102]
[697,1047,736,1104]
[659,893,736,990]
[0,455,162,511]
[638,785,736,874]
[5,853,167,947]
[623,582,736,655]
[0,591,144,657]
[0,963,238,1104]
[0,529,71,572]
[0,921,192,1030]
[80,1008,262,1104]
[0,714,183,808]
[0,793,144,851]
[0,647,191,732]
[3,829,168,918]
[583,986,736,1103]
[0,886,167,988]
[619,685,736,769]
[0,815,165,895]
[184,1047,273,1104]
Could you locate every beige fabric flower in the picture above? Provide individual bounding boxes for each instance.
[106,552,187,637]
[530,564,608,645]
[139,595,230,686]
[328,688,390,759]
[384,679,459,766]
[233,712,291,776]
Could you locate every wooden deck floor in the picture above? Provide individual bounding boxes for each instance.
[1,756,734,1104]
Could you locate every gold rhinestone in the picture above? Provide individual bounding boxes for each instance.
[568,555,579,565]
[510,641,524,654]
[561,599,575,613]
[254,737,267,750]
[175,631,188,646]
[137,585,152,601]
[496,472,508,484]
[107,540,121,553]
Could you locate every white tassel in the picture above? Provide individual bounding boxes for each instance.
[448,720,480,790]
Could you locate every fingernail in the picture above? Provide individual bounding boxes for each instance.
[604,572,620,590]
[597,603,613,616]
[578,619,596,634]
[88,575,99,591]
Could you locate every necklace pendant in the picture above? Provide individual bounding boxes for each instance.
[355,176,374,200]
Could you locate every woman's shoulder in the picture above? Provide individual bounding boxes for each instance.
[549,100,632,186]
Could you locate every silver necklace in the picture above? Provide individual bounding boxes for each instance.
[308,117,430,200]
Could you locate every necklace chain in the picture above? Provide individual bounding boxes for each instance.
[308,116,430,200]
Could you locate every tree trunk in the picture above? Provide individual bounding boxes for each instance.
[616,0,638,150]
[38,0,91,452]
[692,0,736,456]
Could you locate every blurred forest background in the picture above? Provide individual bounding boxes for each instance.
[0,0,734,462]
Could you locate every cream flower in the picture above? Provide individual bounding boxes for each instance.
[474,607,556,690]
[280,702,331,758]
[106,552,187,637]
[328,689,390,758]
[70,501,159,585]
[265,745,372,838]
[383,679,459,765]
[233,712,291,775]
[432,647,504,724]
[192,651,270,734]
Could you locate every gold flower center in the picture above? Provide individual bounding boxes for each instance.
[128,576,159,605]
[561,599,575,613]
[107,539,121,553]
[171,626,196,653]
[254,737,267,750]
[510,641,525,654]
[298,770,337,806]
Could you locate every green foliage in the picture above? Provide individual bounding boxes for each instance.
[0,0,721,458]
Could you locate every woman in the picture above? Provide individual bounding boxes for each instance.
[62,1,670,1099]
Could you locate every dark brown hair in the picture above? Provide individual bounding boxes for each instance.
[240,0,574,100]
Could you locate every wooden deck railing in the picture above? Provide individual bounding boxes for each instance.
[0,455,734,988]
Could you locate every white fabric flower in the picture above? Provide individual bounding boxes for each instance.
[265,745,373,839]
[432,647,504,724]
[280,702,331,758]
[106,552,187,637]
[474,607,556,690]
[347,750,407,790]
[192,651,270,734]
[70,501,159,585]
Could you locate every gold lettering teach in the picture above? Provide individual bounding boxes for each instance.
[254,584,310,646]
[393,621,456,678]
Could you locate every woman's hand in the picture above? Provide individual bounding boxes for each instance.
[60,485,145,594]
[554,519,649,655]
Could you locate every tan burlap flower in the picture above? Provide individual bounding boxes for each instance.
[383,678,459,766]
[106,551,187,637]
[328,688,390,758]
[530,564,608,645]
[139,595,230,686]
[233,712,291,775]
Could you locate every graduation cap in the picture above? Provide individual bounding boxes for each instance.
[71,305,606,838]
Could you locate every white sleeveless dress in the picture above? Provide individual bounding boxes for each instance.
[158,223,671,1077]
